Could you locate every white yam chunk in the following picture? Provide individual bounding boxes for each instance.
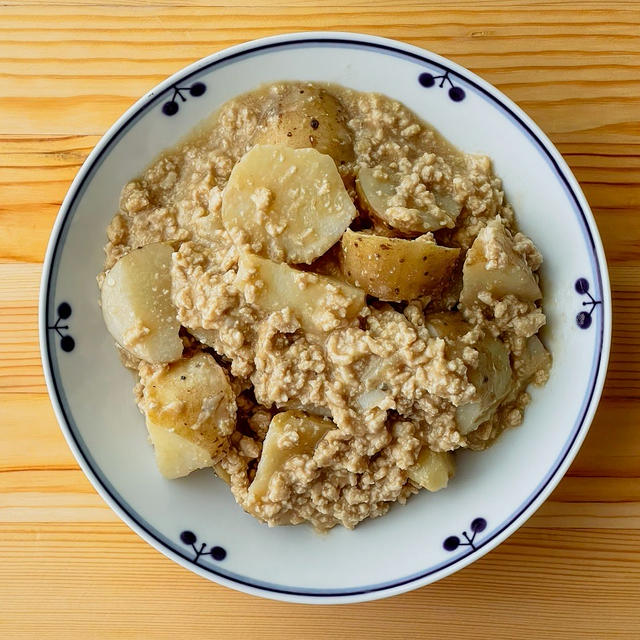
[145,419,217,480]
[249,410,334,501]
[407,448,455,491]
[221,144,357,264]
[187,326,220,349]
[100,242,182,363]
[138,352,236,476]
[460,220,541,307]
[455,336,513,435]
[425,312,514,435]
[235,252,365,334]
[213,463,232,485]
[515,335,552,386]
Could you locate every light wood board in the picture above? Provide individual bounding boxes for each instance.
[1,1,639,637]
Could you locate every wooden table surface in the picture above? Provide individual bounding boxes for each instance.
[1,1,639,637]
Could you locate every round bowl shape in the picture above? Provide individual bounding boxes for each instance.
[39,32,611,604]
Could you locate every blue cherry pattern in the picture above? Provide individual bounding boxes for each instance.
[443,518,487,552]
[162,82,207,116]
[575,278,601,329]
[48,302,75,352]
[180,530,226,563]
[419,71,466,102]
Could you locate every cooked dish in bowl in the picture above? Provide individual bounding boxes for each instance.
[98,81,551,531]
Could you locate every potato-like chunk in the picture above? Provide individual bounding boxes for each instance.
[254,85,355,170]
[455,336,512,434]
[235,252,365,334]
[407,448,455,491]
[213,463,232,485]
[515,335,552,386]
[339,230,460,302]
[145,419,218,480]
[222,144,357,264]
[356,166,461,234]
[249,411,334,501]
[460,220,541,307]
[425,312,513,435]
[139,352,236,476]
[424,311,471,340]
[100,243,182,363]
[187,326,219,349]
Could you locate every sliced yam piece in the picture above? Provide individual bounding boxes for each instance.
[100,242,182,363]
[460,219,542,307]
[455,336,513,435]
[139,352,236,468]
[254,85,355,170]
[213,462,232,485]
[235,252,365,334]
[425,312,514,435]
[248,410,334,502]
[187,326,219,349]
[515,335,552,386]
[221,144,357,264]
[145,419,217,480]
[424,311,471,340]
[339,229,460,302]
[407,448,455,491]
[356,165,461,234]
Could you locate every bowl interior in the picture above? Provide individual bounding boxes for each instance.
[41,34,609,603]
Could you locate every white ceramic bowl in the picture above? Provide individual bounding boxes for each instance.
[39,32,611,604]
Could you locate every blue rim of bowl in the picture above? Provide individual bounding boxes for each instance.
[40,33,610,602]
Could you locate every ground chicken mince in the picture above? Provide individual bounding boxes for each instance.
[99,82,551,531]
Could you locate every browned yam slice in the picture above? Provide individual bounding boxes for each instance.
[253,85,355,170]
[140,352,236,465]
[248,410,334,501]
[339,229,460,302]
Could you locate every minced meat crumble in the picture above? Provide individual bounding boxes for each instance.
[99,81,551,531]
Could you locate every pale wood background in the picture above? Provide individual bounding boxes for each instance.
[1,1,639,637]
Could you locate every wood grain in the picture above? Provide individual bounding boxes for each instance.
[0,1,639,637]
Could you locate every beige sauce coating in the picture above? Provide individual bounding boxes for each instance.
[101,82,550,530]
